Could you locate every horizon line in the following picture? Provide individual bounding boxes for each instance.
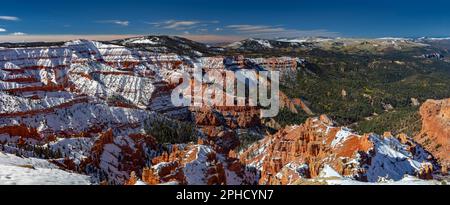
[0,34,246,44]
[1,34,450,44]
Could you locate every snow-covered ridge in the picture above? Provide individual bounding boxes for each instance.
[0,40,184,140]
[416,37,450,41]
[250,38,273,48]
[127,38,160,45]
[226,36,434,52]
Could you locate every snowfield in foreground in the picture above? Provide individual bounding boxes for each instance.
[0,152,91,185]
[317,165,442,185]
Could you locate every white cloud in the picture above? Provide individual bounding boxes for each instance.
[10,32,27,36]
[165,20,199,29]
[226,24,338,38]
[97,20,129,26]
[149,20,219,30]
[149,20,199,30]
[226,24,286,33]
[0,16,20,21]
[113,21,129,26]
[0,28,6,32]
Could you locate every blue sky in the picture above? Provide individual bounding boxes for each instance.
[0,0,449,42]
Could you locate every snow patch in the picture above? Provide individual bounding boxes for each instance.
[331,128,354,148]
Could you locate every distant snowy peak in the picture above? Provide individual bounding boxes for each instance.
[249,38,273,48]
[225,36,441,51]
[417,37,450,41]
[226,38,273,49]
[111,35,210,57]
[226,38,307,50]
[226,41,243,48]
[128,38,160,45]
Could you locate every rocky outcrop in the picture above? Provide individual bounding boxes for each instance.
[0,124,40,139]
[80,130,158,184]
[291,98,314,115]
[192,106,263,154]
[241,115,365,184]
[415,99,450,174]
[137,144,255,185]
[240,114,437,184]
[279,93,314,115]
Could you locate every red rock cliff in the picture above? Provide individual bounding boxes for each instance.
[415,99,450,174]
